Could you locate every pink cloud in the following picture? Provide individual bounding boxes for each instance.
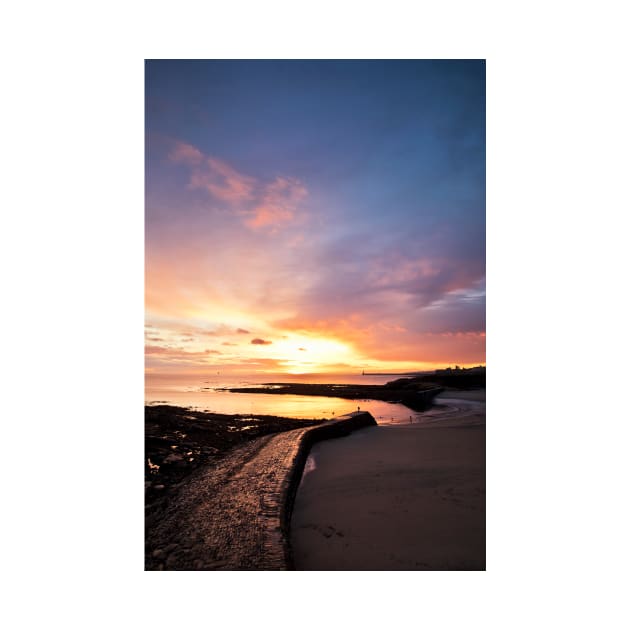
[168,141,255,202]
[168,141,204,165]
[245,176,308,231]
[190,156,256,203]
[366,256,443,291]
[167,140,307,231]
[245,205,293,229]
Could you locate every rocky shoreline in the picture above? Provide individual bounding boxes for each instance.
[145,404,325,564]
[221,377,445,411]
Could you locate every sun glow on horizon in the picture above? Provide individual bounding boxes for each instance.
[146,61,485,382]
[264,334,352,369]
[145,313,485,379]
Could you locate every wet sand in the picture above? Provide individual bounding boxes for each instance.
[290,392,485,570]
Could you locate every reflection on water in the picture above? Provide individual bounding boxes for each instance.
[146,387,431,424]
[145,373,484,426]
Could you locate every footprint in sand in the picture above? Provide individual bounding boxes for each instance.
[301,523,345,539]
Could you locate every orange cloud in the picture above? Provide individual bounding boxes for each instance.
[145,345,221,358]
[274,309,485,367]
[246,177,308,231]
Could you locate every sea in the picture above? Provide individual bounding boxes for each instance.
[145,372,442,425]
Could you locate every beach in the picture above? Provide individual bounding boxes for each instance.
[290,391,486,570]
[145,388,486,570]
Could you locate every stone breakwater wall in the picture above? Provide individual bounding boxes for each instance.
[280,411,377,568]
[398,386,444,410]
[146,411,376,571]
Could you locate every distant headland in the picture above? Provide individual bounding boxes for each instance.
[221,367,485,412]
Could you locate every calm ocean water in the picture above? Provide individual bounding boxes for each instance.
[145,372,432,424]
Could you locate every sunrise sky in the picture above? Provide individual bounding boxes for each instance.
[145,60,485,376]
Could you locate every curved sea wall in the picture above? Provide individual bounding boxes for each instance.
[146,411,376,570]
[280,411,377,569]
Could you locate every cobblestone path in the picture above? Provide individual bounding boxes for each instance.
[146,412,376,570]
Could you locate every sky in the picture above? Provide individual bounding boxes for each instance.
[145,60,485,377]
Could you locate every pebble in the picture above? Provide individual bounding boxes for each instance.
[164,453,184,464]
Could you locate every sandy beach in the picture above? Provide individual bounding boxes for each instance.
[290,391,485,570]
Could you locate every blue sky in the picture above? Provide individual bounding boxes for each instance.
[145,60,485,374]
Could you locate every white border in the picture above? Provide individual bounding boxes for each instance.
[3,2,629,628]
